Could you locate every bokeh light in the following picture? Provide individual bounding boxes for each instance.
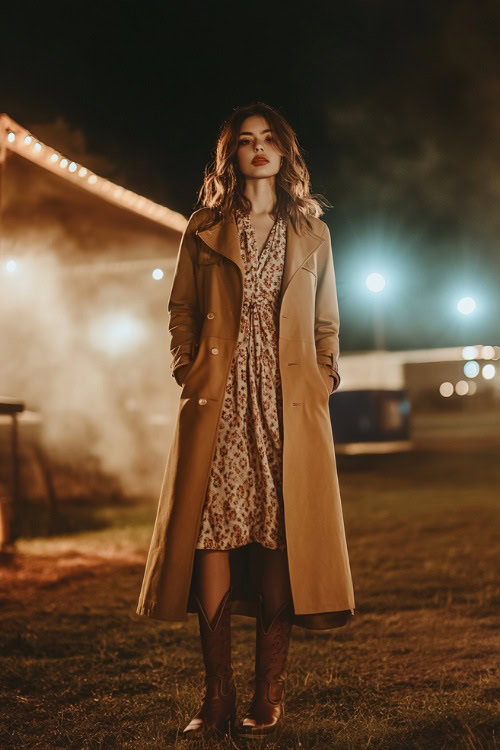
[481,345,495,359]
[463,360,480,378]
[152,268,164,280]
[439,382,453,397]
[457,296,476,315]
[462,345,479,359]
[482,364,496,380]
[455,380,469,396]
[365,272,386,293]
[88,313,147,356]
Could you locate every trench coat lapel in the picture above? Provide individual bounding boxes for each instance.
[196,211,325,299]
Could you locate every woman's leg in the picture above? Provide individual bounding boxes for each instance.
[183,549,235,739]
[238,544,294,737]
[193,549,231,625]
[257,546,292,624]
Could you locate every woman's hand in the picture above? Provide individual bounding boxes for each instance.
[174,361,194,387]
[318,362,340,395]
[318,364,333,395]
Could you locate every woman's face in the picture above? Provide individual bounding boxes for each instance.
[235,115,282,179]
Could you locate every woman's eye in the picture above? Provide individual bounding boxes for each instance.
[238,136,273,146]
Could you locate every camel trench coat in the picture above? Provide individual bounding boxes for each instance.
[136,206,356,630]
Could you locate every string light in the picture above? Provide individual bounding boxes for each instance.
[0,113,186,234]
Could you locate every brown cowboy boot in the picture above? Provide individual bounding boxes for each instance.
[238,593,294,739]
[182,585,237,740]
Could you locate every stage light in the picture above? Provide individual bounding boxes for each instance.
[365,272,386,293]
[88,313,147,356]
[457,296,476,315]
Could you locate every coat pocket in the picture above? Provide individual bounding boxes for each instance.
[173,360,195,387]
[317,362,333,397]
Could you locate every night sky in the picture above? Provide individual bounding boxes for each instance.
[2,0,499,351]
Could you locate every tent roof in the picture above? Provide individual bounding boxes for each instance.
[0,113,187,234]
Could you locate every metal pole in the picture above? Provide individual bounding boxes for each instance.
[0,116,6,260]
[372,295,385,351]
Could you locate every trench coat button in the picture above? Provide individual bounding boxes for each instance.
[198,398,207,405]
[211,347,219,355]
[207,312,215,319]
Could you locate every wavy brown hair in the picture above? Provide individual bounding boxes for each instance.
[195,101,332,236]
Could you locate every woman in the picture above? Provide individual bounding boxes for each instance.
[136,101,356,741]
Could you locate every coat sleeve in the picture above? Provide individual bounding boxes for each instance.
[315,222,341,394]
[168,214,201,386]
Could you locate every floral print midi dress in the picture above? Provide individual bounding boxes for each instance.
[195,208,287,553]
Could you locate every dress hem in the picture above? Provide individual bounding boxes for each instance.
[195,539,286,552]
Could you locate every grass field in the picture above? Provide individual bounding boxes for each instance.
[0,451,498,749]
